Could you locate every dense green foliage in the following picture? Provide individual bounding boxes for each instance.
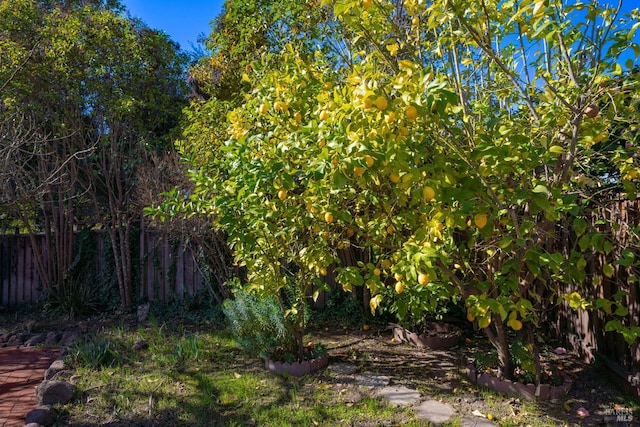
[163,0,640,381]
[0,0,188,307]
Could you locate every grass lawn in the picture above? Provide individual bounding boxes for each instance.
[2,306,638,426]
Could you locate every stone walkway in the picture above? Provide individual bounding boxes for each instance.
[328,363,497,426]
[0,347,60,427]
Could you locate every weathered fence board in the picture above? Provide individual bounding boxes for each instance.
[0,230,207,306]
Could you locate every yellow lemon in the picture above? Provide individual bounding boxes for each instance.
[417,272,429,286]
[258,103,268,115]
[365,155,374,168]
[375,96,388,110]
[363,324,370,331]
[318,139,326,148]
[474,214,488,229]
[274,101,288,112]
[405,105,418,120]
[324,212,334,223]
[319,267,328,276]
[394,273,403,282]
[390,172,400,183]
[373,268,381,276]
[508,319,523,331]
[395,282,404,294]
[293,111,302,122]
[277,189,288,200]
[363,0,372,9]
[466,310,475,322]
[385,111,396,123]
[423,186,435,201]
[354,166,365,177]
[319,110,330,121]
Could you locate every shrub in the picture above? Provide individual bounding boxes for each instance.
[44,279,105,319]
[71,338,120,369]
[222,290,294,359]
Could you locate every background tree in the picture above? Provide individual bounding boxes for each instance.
[0,0,188,308]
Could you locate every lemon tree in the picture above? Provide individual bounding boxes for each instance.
[171,0,640,378]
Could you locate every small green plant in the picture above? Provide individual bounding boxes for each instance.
[174,333,200,364]
[510,339,536,384]
[473,348,498,373]
[44,279,105,319]
[71,338,120,369]
[222,289,296,360]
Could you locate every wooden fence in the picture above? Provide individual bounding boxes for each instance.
[558,198,640,371]
[0,230,206,306]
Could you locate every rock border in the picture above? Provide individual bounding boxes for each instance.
[20,343,76,427]
[264,354,329,377]
[466,359,572,401]
[391,323,462,350]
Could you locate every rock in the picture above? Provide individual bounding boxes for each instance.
[328,362,357,375]
[415,399,456,425]
[374,385,421,406]
[353,372,390,387]
[44,332,61,345]
[36,380,75,405]
[6,333,23,347]
[0,332,13,343]
[461,417,497,426]
[137,302,150,322]
[44,359,66,380]
[58,331,78,347]
[133,338,148,351]
[25,405,56,426]
[25,333,46,347]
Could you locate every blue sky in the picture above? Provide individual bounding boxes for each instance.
[121,0,225,52]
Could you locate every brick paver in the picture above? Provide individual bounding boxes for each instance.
[0,347,59,427]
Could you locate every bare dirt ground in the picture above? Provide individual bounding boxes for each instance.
[309,324,640,426]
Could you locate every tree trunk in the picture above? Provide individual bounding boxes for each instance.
[485,314,513,379]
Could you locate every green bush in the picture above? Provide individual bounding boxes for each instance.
[71,338,120,369]
[44,279,105,319]
[222,290,294,359]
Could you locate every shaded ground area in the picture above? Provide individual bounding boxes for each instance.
[1,314,638,426]
[309,324,639,425]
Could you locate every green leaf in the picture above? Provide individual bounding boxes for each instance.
[333,170,348,189]
[548,145,565,154]
[603,263,615,278]
[614,305,629,317]
[573,217,587,236]
[532,184,551,197]
[578,234,591,251]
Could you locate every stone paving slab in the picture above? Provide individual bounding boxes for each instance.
[461,417,497,426]
[373,385,422,406]
[415,399,456,425]
[353,372,390,387]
